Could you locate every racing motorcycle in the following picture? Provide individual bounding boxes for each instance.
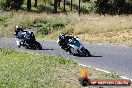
[58,37,91,56]
[16,32,42,50]
[68,38,91,56]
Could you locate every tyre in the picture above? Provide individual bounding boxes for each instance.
[23,41,30,49]
[24,45,29,49]
[34,41,42,50]
[69,47,78,56]
[18,45,20,48]
[81,47,91,57]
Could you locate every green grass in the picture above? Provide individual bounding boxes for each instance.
[0,48,81,88]
[0,13,11,26]
[0,48,123,88]
[0,17,5,25]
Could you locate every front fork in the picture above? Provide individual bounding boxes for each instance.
[16,39,20,46]
[16,39,22,48]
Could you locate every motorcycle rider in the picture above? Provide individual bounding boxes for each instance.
[14,25,35,48]
[58,34,92,56]
[57,34,75,53]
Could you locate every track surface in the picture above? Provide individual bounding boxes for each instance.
[0,38,132,79]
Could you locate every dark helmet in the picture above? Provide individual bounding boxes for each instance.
[59,34,65,40]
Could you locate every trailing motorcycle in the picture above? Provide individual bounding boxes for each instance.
[15,32,42,50]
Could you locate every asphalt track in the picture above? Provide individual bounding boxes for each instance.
[0,37,132,80]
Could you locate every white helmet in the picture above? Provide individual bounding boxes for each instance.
[15,25,20,29]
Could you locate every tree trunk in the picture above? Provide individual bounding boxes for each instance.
[54,0,58,13]
[71,0,72,11]
[63,0,66,12]
[27,0,31,11]
[58,0,61,7]
[34,0,37,7]
[79,0,81,14]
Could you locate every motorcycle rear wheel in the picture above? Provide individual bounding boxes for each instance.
[33,41,42,50]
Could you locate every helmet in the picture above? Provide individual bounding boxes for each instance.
[15,25,22,32]
[15,25,20,29]
[59,34,65,40]
[69,39,72,42]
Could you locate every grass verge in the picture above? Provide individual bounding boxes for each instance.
[0,47,125,88]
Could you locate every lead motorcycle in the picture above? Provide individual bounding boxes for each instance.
[16,32,42,50]
[57,37,91,56]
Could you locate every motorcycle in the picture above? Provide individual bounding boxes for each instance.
[68,38,91,56]
[57,37,91,56]
[15,32,42,50]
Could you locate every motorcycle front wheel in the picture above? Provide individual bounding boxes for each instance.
[81,47,91,57]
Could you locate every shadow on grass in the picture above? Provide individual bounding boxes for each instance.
[21,5,54,14]
[66,1,90,14]
[95,2,132,15]
[36,5,54,13]
[27,5,65,14]
[66,1,132,15]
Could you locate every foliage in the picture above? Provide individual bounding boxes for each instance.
[60,28,74,35]
[0,0,24,10]
[36,19,70,35]
[0,0,132,14]
[0,16,6,26]
[94,0,130,14]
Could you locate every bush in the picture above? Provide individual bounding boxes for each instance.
[36,21,65,35]
[0,0,24,10]
[94,0,128,14]
[0,16,7,26]
[36,24,49,35]
[94,0,109,14]
[60,28,74,35]
[36,19,70,35]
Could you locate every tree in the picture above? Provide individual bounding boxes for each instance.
[95,0,109,14]
[113,0,126,14]
[114,0,125,6]
[34,0,37,7]
[27,0,31,11]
